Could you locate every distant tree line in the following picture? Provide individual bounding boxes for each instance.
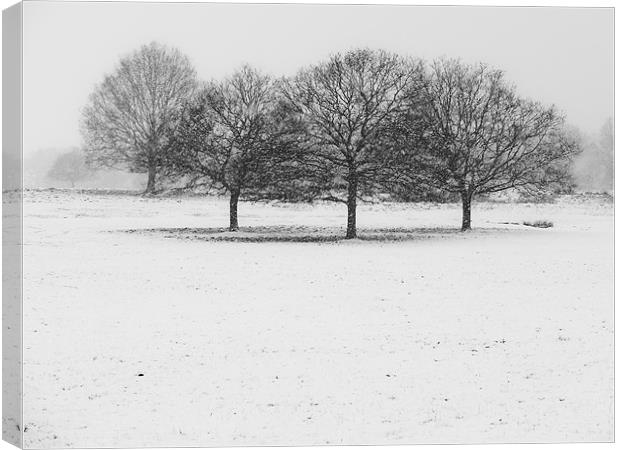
[81,42,580,237]
[572,118,613,193]
[47,149,89,187]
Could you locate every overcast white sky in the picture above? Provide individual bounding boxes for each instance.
[22,1,613,156]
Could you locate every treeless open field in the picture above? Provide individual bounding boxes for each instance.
[17,190,613,447]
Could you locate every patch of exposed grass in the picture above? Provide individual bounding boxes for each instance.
[523,220,554,229]
[119,225,508,243]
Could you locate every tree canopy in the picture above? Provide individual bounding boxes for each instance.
[281,48,424,238]
[395,59,579,230]
[81,42,197,193]
[166,65,297,230]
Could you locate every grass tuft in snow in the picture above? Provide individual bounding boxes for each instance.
[523,220,554,229]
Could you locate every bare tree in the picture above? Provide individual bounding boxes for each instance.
[47,149,89,188]
[81,42,197,193]
[281,49,422,239]
[166,65,296,231]
[398,59,579,230]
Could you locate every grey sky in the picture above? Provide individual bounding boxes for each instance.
[22,1,613,156]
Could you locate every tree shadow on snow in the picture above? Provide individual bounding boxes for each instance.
[122,225,512,243]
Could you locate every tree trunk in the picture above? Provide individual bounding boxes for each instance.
[145,166,157,194]
[461,190,473,231]
[345,175,358,239]
[229,189,240,232]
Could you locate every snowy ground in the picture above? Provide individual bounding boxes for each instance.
[17,189,613,447]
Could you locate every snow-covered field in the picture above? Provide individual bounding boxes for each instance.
[18,189,613,447]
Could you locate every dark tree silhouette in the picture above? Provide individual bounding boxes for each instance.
[47,150,89,188]
[281,49,423,239]
[166,65,296,231]
[81,42,197,193]
[397,59,579,230]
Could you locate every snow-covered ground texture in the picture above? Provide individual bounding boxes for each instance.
[19,189,613,447]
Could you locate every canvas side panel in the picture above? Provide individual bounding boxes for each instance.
[2,2,23,448]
